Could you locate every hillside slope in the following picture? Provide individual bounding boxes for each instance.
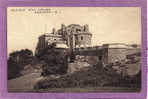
[8,72,41,92]
[34,64,121,89]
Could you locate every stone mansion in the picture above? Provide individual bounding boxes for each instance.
[35,24,92,54]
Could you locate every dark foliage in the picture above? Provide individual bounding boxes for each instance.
[34,64,122,89]
[131,44,138,48]
[8,49,33,80]
[8,58,22,80]
[40,44,69,76]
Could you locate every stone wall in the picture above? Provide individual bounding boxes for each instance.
[67,55,99,73]
[103,48,141,65]
[126,48,141,55]
[68,47,141,73]
[75,34,92,47]
[75,55,99,65]
[45,35,62,44]
[107,48,127,64]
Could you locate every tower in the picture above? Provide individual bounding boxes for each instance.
[84,24,89,32]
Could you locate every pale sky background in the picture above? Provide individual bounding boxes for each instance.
[7,7,141,54]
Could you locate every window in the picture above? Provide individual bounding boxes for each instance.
[76,29,81,32]
[75,36,78,40]
[54,39,56,40]
[99,55,102,60]
[81,36,83,40]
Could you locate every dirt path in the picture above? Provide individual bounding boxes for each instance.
[8,73,42,92]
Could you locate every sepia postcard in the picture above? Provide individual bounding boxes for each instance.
[7,7,142,92]
[0,0,147,99]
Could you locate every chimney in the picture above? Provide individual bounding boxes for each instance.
[61,24,65,29]
[52,28,56,34]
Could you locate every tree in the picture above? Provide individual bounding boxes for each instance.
[41,44,69,76]
[8,49,33,80]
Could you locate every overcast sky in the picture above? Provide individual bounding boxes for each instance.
[7,7,141,54]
